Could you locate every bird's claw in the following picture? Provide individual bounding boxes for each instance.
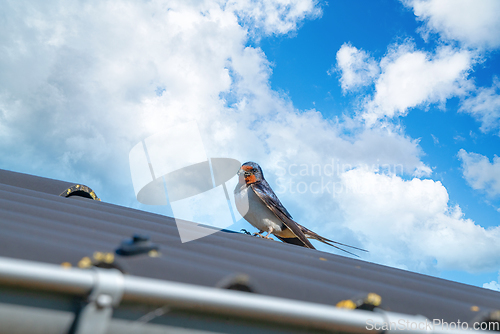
[251,232,274,240]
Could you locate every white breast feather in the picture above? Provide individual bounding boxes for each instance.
[234,183,283,233]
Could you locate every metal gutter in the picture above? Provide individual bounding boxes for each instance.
[0,257,484,333]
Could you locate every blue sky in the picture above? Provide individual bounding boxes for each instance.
[1,0,500,290]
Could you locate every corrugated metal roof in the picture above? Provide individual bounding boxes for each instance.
[0,168,499,326]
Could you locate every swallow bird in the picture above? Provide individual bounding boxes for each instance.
[234,161,367,256]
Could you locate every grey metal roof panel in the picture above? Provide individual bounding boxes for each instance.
[0,168,99,199]
[0,168,77,196]
[0,168,499,325]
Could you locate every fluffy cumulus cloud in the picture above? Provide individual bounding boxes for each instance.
[333,43,379,93]
[362,43,473,125]
[401,0,500,135]
[459,78,500,134]
[483,272,500,291]
[0,0,319,199]
[338,0,500,127]
[336,169,500,272]
[458,150,500,197]
[405,0,500,49]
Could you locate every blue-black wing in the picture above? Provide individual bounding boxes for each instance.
[252,180,368,256]
[251,180,315,249]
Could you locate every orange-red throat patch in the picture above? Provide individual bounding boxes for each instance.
[245,174,257,184]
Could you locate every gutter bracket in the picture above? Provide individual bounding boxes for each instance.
[70,268,124,334]
[375,308,433,333]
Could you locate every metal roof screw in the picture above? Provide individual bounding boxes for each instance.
[104,253,114,263]
[78,257,92,268]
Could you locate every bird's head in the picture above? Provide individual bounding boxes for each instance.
[238,161,264,184]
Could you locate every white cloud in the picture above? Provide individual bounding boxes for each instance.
[405,0,500,49]
[263,110,429,175]
[431,134,439,145]
[0,0,314,186]
[459,78,500,134]
[333,43,379,93]
[363,43,473,125]
[226,0,322,35]
[483,272,500,291]
[336,169,500,272]
[458,149,500,197]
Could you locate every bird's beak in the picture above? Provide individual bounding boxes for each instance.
[238,165,252,176]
